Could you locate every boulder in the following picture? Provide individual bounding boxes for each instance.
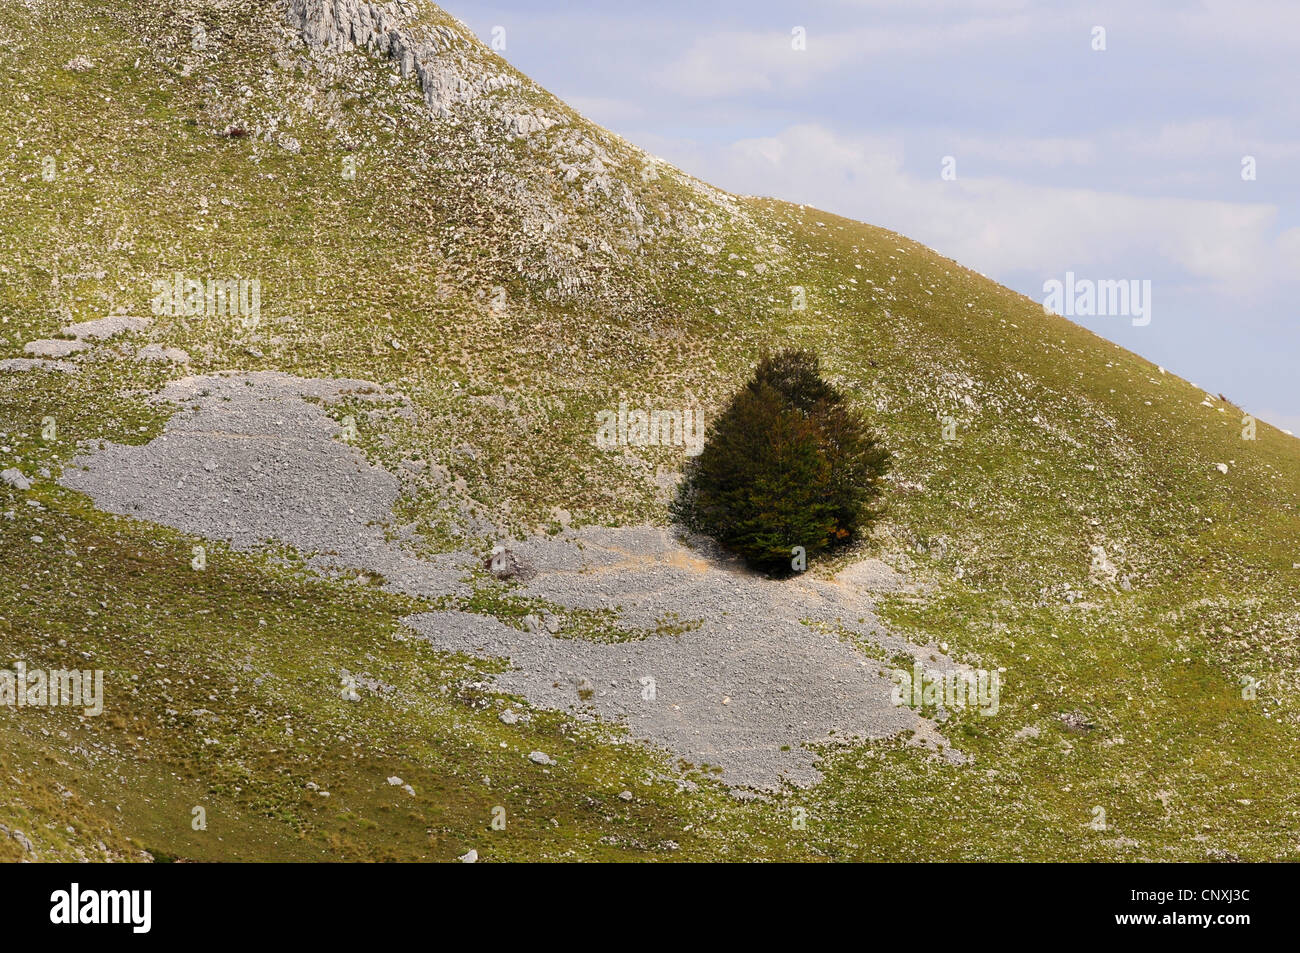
[1,468,31,491]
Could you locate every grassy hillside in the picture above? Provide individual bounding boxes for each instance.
[2,0,1298,861]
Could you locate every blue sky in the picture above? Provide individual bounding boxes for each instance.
[455,1,1299,432]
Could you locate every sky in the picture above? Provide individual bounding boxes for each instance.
[454,0,1300,433]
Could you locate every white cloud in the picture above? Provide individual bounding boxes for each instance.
[1174,0,1300,51]
[951,134,1099,167]
[651,123,1295,291]
[653,17,1030,97]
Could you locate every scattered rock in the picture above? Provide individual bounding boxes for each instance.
[1089,545,1118,584]
[499,709,520,725]
[528,751,554,766]
[1058,711,1094,733]
[1013,725,1040,741]
[386,776,403,786]
[10,830,35,855]
[485,546,531,580]
[617,790,633,801]
[1215,463,1229,475]
[1,468,31,491]
[64,56,93,72]
[1205,847,1242,863]
[458,849,478,863]
[136,344,190,364]
[505,111,559,138]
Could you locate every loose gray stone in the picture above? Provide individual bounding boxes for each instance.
[1,468,31,491]
[485,546,530,580]
[59,372,470,599]
[0,358,78,374]
[10,830,35,855]
[136,344,190,364]
[24,339,87,358]
[64,315,151,340]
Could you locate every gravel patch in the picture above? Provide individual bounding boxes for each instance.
[405,528,963,789]
[0,358,79,374]
[834,556,911,593]
[62,314,151,340]
[60,371,469,596]
[62,371,963,790]
[24,339,88,358]
[135,344,191,364]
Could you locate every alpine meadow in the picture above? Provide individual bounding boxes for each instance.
[1,0,1298,879]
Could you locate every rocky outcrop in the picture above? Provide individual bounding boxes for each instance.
[280,0,767,302]
[286,0,519,118]
[504,110,558,139]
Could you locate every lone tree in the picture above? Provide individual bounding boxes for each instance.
[674,349,890,572]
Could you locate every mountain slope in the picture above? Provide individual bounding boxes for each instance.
[1,0,1297,861]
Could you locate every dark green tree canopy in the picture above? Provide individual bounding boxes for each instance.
[675,350,891,573]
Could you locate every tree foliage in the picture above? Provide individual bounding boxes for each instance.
[675,350,891,572]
